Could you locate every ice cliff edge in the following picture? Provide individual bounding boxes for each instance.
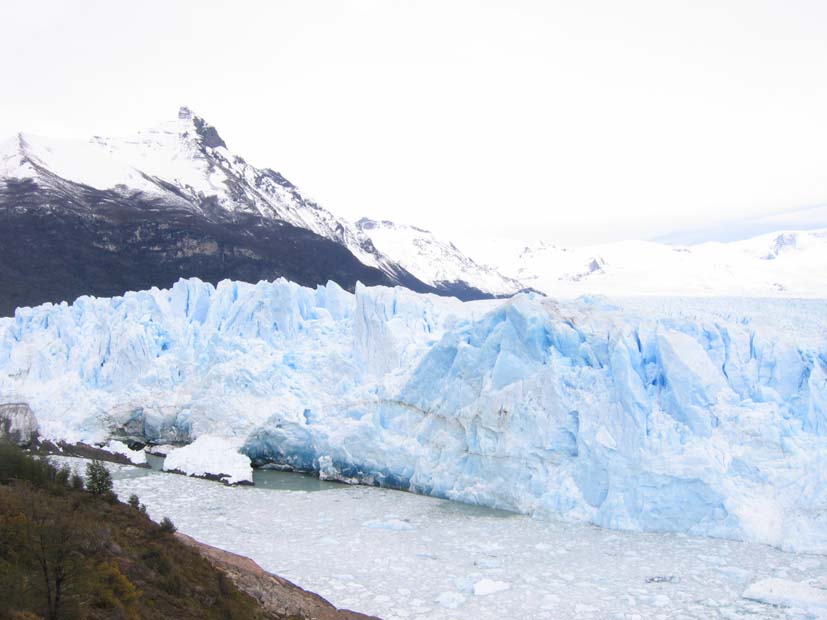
[0,278,825,551]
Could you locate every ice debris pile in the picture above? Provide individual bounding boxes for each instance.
[1,278,826,550]
[163,435,252,485]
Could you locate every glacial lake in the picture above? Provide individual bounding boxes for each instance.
[57,457,826,620]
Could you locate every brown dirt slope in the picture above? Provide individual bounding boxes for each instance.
[177,533,381,620]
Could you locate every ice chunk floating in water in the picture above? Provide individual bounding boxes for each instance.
[163,435,252,484]
[1,277,827,549]
[742,577,827,615]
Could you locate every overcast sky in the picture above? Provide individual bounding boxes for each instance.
[2,0,827,245]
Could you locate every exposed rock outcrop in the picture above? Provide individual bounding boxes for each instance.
[0,403,37,446]
[176,533,382,620]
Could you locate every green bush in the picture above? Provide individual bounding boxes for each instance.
[141,545,172,575]
[85,460,113,495]
[159,516,177,534]
[0,441,57,487]
[55,464,71,487]
[70,472,84,491]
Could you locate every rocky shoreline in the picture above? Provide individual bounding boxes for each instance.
[176,532,381,620]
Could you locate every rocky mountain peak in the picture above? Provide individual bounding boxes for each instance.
[355,217,379,230]
[173,106,227,150]
[192,115,226,150]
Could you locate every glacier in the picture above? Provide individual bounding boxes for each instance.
[1,278,826,551]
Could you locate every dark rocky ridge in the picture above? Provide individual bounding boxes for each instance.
[0,174,450,316]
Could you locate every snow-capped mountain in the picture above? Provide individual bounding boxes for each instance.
[1,107,380,266]
[354,218,524,297]
[472,228,827,298]
[0,107,515,315]
[2,277,826,551]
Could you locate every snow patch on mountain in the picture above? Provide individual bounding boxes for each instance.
[355,218,523,296]
[1,132,161,195]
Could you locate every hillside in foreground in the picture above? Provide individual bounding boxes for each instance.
[0,442,378,620]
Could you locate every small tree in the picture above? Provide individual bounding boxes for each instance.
[127,494,148,515]
[158,517,176,534]
[70,473,84,491]
[55,464,71,488]
[85,461,113,496]
[13,488,90,620]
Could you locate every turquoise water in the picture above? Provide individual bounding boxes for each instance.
[252,468,345,492]
[143,452,346,493]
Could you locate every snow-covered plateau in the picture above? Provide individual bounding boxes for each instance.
[459,228,827,298]
[2,278,827,552]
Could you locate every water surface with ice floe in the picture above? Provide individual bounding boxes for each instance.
[56,457,827,620]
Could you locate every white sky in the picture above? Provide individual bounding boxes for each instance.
[2,0,827,245]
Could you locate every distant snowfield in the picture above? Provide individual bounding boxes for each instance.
[458,228,827,298]
[56,458,827,620]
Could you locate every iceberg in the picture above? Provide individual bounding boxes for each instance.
[743,578,827,615]
[104,439,147,465]
[163,435,253,484]
[1,278,826,550]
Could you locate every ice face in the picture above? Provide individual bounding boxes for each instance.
[1,279,826,550]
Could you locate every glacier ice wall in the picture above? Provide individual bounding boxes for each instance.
[1,279,826,550]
